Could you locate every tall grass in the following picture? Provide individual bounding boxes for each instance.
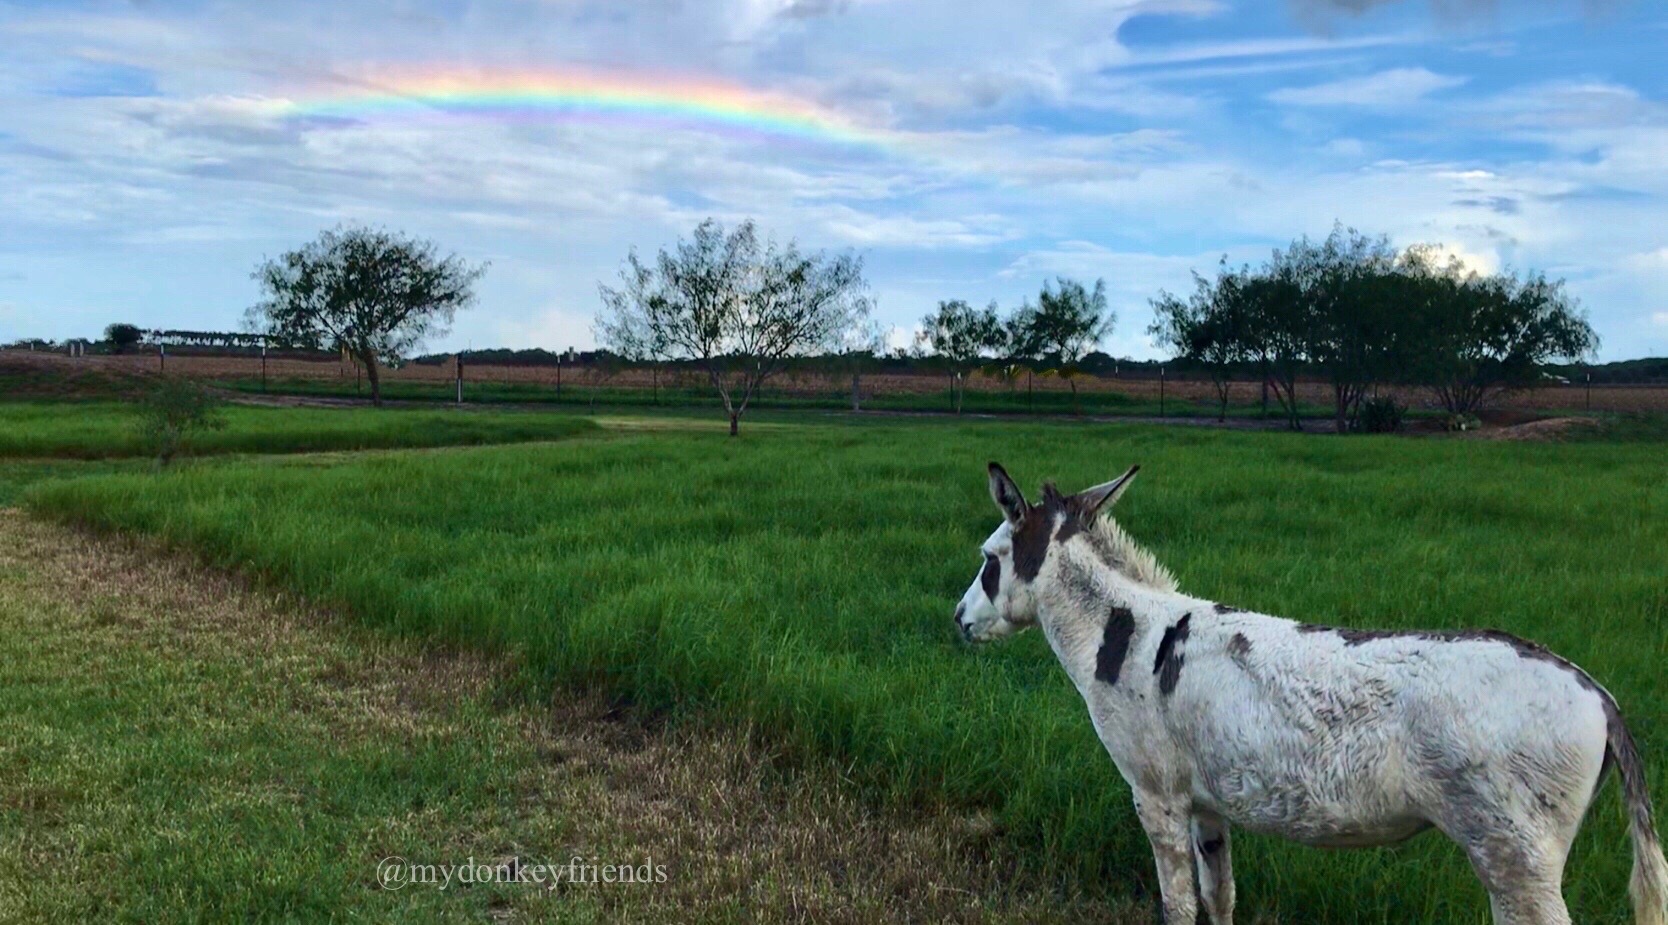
[0,402,598,459]
[24,419,1668,923]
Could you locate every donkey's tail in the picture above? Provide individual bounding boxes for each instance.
[1608,708,1668,925]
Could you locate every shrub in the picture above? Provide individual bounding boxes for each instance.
[136,378,226,465]
[104,323,143,354]
[1357,395,1406,433]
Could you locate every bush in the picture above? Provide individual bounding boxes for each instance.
[136,378,225,465]
[1356,395,1406,433]
[104,323,143,354]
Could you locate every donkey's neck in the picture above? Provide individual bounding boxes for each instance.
[1036,552,1180,696]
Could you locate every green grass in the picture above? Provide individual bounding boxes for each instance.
[21,417,1668,923]
[0,512,1142,925]
[221,375,1340,420]
[0,401,600,459]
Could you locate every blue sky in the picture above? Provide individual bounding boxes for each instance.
[2,0,1665,360]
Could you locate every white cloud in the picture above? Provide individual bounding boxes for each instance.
[1268,67,1466,107]
[490,305,598,352]
[1,1,1665,361]
[1652,312,1668,328]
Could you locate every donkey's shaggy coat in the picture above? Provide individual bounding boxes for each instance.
[954,464,1667,925]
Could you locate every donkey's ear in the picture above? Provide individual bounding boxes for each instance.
[1075,465,1140,518]
[987,462,1029,525]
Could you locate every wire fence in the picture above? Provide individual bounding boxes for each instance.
[9,347,1668,416]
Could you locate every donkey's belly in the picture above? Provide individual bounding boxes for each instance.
[1191,752,1434,848]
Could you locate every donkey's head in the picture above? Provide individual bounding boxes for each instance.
[955,462,1140,642]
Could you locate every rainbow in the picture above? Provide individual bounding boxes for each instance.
[284,68,890,149]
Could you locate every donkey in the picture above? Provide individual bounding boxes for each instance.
[955,462,1668,925]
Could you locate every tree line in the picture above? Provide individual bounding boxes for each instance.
[914,280,1114,414]
[1148,225,1597,431]
[64,217,1602,428]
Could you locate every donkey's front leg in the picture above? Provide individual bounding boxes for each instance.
[1191,814,1234,925]
[1135,793,1198,924]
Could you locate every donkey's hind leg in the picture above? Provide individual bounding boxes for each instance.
[1461,831,1574,925]
[1190,813,1234,925]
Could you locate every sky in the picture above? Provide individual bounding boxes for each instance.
[2,0,1665,361]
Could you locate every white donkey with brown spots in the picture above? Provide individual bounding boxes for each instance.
[954,463,1667,925]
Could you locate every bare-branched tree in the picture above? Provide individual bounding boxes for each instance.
[597,218,870,436]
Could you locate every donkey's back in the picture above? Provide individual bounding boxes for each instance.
[1170,612,1614,853]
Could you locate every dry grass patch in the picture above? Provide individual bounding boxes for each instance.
[0,510,1143,924]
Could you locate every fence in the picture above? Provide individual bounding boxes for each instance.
[9,348,1668,416]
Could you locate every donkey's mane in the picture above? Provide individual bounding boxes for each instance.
[1089,515,1178,592]
[1040,482,1178,593]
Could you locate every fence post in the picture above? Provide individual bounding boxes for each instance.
[555,358,561,398]
[1160,366,1166,416]
[159,342,166,372]
[1585,372,1591,412]
[456,353,464,405]
[261,339,268,392]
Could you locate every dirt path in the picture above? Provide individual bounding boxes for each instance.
[0,510,1144,924]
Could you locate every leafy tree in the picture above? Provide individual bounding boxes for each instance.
[136,378,225,466]
[917,299,1003,413]
[596,218,870,436]
[993,305,1042,392]
[1274,226,1404,433]
[1236,263,1311,430]
[104,323,143,354]
[1401,249,1597,414]
[247,226,486,406]
[1149,261,1252,422]
[1025,277,1114,413]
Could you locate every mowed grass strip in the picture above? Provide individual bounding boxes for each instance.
[0,511,1138,925]
[0,401,599,459]
[24,419,1668,923]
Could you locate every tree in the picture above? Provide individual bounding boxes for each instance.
[1401,249,1597,414]
[1026,277,1114,413]
[596,218,870,436]
[1149,261,1252,422]
[993,305,1041,394]
[247,226,486,406]
[136,378,225,466]
[104,323,143,354]
[1237,264,1311,430]
[1269,226,1405,433]
[917,299,1003,413]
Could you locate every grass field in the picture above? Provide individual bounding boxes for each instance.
[21,412,1668,923]
[0,511,1132,924]
[0,401,599,459]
